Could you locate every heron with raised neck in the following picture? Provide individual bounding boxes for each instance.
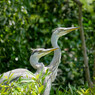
[49,27,80,81]
[43,27,79,95]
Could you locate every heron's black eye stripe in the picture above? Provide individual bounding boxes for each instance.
[31,51,38,55]
[31,50,43,55]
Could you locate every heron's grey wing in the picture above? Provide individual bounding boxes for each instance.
[0,68,33,84]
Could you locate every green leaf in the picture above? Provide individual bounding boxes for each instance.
[0,74,3,79]
[38,85,44,94]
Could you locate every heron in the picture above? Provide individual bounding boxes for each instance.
[0,48,58,84]
[29,48,58,75]
[43,27,79,95]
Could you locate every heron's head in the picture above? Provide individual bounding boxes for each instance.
[31,48,58,59]
[52,27,80,38]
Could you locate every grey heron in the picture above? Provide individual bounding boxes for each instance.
[43,27,79,95]
[49,27,80,81]
[0,48,58,84]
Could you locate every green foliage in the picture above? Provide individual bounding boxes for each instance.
[0,0,95,94]
[0,69,50,95]
[0,0,75,72]
[77,86,95,95]
[80,0,95,19]
[50,83,89,95]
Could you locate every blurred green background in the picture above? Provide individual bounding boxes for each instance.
[0,0,95,94]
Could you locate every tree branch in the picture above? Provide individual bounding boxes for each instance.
[93,43,95,83]
[73,0,83,6]
[72,0,93,87]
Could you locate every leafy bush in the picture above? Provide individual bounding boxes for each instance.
[50,83,89,95]
[77,86,95,95]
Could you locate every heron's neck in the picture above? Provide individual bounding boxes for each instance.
[51,35,59,48]
[51,35,61,55]
[49,34,61,68]
[30,56,41,69]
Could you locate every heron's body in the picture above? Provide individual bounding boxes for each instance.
[0,68,33,84]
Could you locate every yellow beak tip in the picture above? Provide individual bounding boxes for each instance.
[49,48,58,52]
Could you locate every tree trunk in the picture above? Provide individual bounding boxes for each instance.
[73,0,93,87]
[93,41,95,83]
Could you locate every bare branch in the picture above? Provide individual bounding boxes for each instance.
[72,0,93,87]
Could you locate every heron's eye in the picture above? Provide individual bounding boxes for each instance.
[39,50,43,52]
[38,50,43,54]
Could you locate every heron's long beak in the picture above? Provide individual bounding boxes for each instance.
[44,48,58,53]
[40,48,58,57]
[59,27,80,36]
[66,27,80,33]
